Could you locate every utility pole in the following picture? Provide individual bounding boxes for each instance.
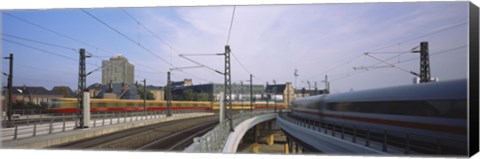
[224,45,233,132]
[294,69,299,89]
[250,74,253,112]
[4,54,13,127]
[314,81,318,95]
[323,75,330,94]
[266,81,269,109]
[273,80,276,113]
[143,79,147,115]
[240,81,244,110]
[286,82,290,108]
[166,71,172,117]
[414,42,431,83]
[307,81,311,92]
[77,48,89,129]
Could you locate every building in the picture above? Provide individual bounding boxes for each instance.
[146,85,164,101]
[2,86,63,107]
[171,82,266,102]
[265,82,295,104]
[294,87,328,98]
[172,79,192,88]
[51,86,75,98]
[102,55,134,84]
[171,81,266,102]
[87,83,140,100]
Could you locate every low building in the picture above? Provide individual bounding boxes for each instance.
[172,79,193,88]
[51,86,75,98]
[294,88,328,98]
[87,83,140,100]
[2,86,63,108]
[146,85,164,101]
[265,82,295,104]
[172,83,265,102]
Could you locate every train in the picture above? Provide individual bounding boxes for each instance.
[47,98,286,113]
[290,79,467,153]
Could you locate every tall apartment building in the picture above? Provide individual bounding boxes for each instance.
[102,55,134,84]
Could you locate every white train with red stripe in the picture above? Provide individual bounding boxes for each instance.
[290,79,467,153]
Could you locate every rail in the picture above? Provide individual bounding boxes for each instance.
[1,110,208,141]
[183,109,280,152]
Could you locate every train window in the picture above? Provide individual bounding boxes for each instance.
[328,99,466,119]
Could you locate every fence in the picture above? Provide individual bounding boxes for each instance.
[283,113,466,155]
[184,109,280,152]
[1,109,207,141]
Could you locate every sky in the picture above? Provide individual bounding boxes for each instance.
[1,1,470,93]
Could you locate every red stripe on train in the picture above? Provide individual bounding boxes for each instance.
[49,106,212,113]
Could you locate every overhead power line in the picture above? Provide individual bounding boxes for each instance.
[366,21,467,53]
[231,52,252,75]
[3,12,115,56]
[3,38,77,61]
[3,33,77,51]
[330,45,467,82]
[394,45,467,64]
[178,54,223,75]
[121,9,182,54]
[306,54,364,79]
[226,6,236,45]
[3,33,165,76]
[81,9,174,68]
[307,21,467,80]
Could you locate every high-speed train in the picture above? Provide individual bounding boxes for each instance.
[290,79,467,152]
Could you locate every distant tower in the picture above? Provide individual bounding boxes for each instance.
[102,54,135,84]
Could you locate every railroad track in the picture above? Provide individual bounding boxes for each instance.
[49,115,218,150]
[137,120,218,151]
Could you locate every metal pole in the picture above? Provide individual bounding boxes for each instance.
[266,82,269,110]
[224,45,233,132]
[419,41,430,83]
[77,49,87,128]
[223,45,234,131]
[166,71,172,117]
[273,80,276,113]
[250,74,253,112]
[240,81,244,110]
[412,41,431,83]
[286,82,290,109]
[143,79,146,115]
[6,54,13,127]
[323,75,330,94]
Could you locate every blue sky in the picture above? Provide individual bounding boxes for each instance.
[1,2,469,92]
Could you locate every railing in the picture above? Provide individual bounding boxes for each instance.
[184,109,280,152]
[283,113,466,155]
[1,109,208,141]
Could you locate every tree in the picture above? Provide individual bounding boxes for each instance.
[183,89,195,101]
[179,90,210,101]
[195,92,210,101]
[137,85,154,100]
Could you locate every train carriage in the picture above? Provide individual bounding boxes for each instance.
[48,98,286,113]
[290,79,468,153]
